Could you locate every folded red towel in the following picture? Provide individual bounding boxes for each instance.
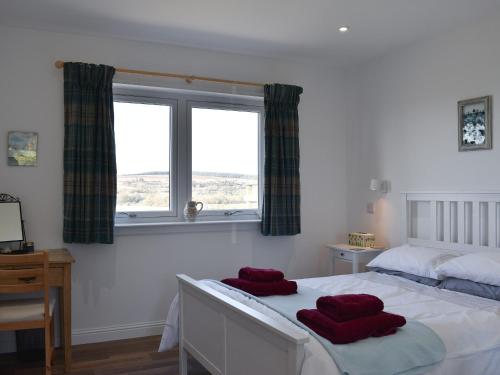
[297,309,406,344]
[238,267,285,282]
[221,278,297,296]
[317,294,384,322]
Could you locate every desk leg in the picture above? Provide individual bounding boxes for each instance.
[59,265,72,372]
[352,254,359,274]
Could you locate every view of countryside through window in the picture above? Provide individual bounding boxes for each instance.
[114,102,259,212]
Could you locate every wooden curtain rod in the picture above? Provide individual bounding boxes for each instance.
[54,60,264,88]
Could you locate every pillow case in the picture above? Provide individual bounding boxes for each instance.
[366,244,458,280]
[368,267,441,287]
[439,277,500,301]
[435,251,500,286]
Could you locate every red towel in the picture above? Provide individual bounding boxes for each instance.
[297,309,406,344]
[238,267,285,282]
[221,278,297,296]
[317,294,384,322]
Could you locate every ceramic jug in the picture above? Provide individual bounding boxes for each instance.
[184,201,203,221]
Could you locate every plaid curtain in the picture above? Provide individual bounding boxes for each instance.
[63,62,116,244]
[261,84,303,236]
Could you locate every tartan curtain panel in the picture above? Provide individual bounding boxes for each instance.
[261,84,303,236]
[63,62,117,244]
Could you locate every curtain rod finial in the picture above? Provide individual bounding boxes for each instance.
[54,60,64,69]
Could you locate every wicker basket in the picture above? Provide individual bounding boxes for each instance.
[348,232,375,248]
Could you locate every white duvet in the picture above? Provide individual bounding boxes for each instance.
[160,272,500,375]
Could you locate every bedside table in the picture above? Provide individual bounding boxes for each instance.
[326,244,384,275]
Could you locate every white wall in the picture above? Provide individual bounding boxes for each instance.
[0,26,348,346]
[346,15,500,248]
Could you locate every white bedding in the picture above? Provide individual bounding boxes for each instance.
[160,272,500,375]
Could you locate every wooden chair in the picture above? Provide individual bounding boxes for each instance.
[0,252,55,375]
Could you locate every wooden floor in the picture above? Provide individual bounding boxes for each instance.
[0,336,210,375]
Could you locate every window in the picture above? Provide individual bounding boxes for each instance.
[191,106,259,211]
[113,85,263,225]
[114,101,172,213]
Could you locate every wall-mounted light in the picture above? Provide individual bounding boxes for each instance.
[368,179,388,214]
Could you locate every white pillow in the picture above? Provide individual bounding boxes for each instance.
[367,244,458,280]
[435,251,500,286]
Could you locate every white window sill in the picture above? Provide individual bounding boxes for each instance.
[115,219,261,236]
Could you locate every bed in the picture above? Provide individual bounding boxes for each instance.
[162,192,500,375]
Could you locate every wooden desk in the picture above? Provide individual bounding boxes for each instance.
[0,248,74,372]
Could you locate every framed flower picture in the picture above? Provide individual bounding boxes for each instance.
[7,131,39,166]
[458,96,492,151]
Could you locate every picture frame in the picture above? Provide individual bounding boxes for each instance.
[7,131,39,166]
[458,96,492,151]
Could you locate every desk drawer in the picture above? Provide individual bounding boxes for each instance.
[333,250,354,261]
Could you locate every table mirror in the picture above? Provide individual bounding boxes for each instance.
[0,193,25,247]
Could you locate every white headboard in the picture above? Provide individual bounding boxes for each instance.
[401,192,500,252]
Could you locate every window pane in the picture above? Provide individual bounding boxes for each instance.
[192,107,259,210]
[114,101,171,212]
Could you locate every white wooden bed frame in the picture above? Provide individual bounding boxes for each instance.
[178,191,500,375]
[177,274,308,375]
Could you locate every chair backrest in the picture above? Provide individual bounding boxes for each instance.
[0,251,49,297]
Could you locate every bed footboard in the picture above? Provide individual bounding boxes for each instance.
[177,274,309,375]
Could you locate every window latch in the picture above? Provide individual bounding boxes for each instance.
[224,210,243,216]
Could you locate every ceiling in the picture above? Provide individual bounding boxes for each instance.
[1,0,499,67]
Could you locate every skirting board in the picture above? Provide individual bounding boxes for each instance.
[0,321,165,353]
[72,320,165,345]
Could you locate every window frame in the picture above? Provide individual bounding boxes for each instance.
[113,90,178,224]
[113,84,264,226]
[187,99,264,220]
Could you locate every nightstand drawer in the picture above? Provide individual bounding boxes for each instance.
[332,249,355,261]
[326,244,385,275]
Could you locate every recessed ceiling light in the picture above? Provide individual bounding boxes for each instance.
[338,26,350,33]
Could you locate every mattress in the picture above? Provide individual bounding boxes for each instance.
[160,272,500,375]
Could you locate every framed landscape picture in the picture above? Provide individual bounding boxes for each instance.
[7,131,38,166]
[458,96,492,151]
